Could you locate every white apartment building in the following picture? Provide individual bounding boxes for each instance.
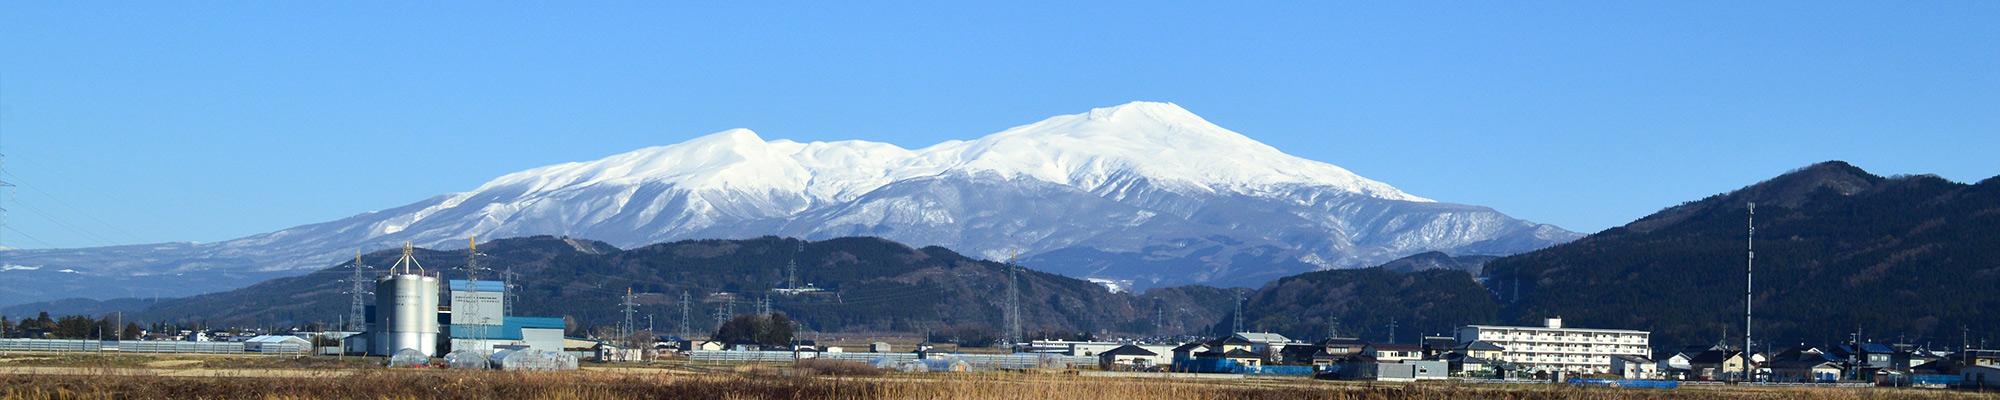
[1455,318,1650,374]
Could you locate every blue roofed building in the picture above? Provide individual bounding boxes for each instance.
[450,316,566,354]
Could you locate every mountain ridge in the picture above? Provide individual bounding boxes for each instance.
[0,101,1576,304]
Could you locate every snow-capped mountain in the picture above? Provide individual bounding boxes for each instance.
[0,102,1578,304]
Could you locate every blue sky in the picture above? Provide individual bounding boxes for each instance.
[1,2,1995,249]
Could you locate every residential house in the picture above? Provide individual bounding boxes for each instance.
[1964,365,2000,387]
[1195,348,1265,367]
[1768,351,1843,383]
[1341,359,1449,382]
[1610,355,1659,379]
[1421,336,1459,359]
[1439,352,1506,377]
[1689,349,1748,380]
[1317,337,1369,358]
[1171,342,1209,361]
[1455,341,1505,360]
[1891,344,1945,371]
[1098,345,1162,369]
[1363,343,1424,363]
[1289,337,1369,366]
[1957,349,2000,367]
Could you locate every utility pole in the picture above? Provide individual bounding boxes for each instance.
[680,291,691,339]
[1745,202,1755,382]
[1003,252,1022,349]
[345,251,373,332]
[1388,319,1398,344]
[0,148,11,314]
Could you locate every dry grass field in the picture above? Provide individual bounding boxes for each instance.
[2,366,1998,400]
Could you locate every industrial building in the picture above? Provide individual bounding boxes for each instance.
[1455,318,1651,374]
[346,242,566,357]
[371,244,440,357]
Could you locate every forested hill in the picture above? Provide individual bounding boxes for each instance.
[1484,161,2000,348]
[1216,267,1500,343]
[85,236,1240,337]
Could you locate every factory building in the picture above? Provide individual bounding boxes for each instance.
[447,279,563,354]
[350,242,567,357]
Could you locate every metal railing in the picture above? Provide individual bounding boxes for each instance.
[0,338,291,355]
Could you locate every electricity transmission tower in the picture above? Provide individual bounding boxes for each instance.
[787,242,802,291]
[344,252,373,331]
[501,262,519,317]
[1232,295,1244,334]
[462,237,490,351]
[620,287,639,339]
[712,300,729,333]
[679,291,691,338]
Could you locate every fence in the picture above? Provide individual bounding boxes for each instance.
[1,338,266,355]
[1568,379,1680,389]
[688,350,1095,370]
[1241,365,1317,376]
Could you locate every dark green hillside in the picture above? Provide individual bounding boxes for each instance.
[1485,161,2000,348]
[1218,267,1500,343]
[108,235,1232,337]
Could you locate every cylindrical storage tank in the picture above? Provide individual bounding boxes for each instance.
[374,274,440,357]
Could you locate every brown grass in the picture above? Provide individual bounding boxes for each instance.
[2,369,1997,400]
[794,359,887,377]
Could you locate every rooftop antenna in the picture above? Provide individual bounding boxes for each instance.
[1003,251,1022,349]
[344,251,373,331]
[1745,202,1755,381]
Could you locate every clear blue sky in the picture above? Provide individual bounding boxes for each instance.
[1,2,1995,250]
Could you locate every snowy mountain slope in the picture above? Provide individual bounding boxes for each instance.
[0,102,1578,304]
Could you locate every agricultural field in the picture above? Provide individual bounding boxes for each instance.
[3,355,1999,400]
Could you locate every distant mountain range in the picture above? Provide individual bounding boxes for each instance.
[0,101,1576,305]
[1484,161,2000,348]
[17,161,1997,349]
[6,236,1244,337]
[1222,161,2000,348]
